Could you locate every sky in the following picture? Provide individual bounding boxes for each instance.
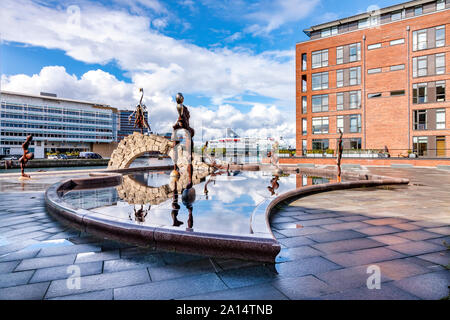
[0,0,403,146]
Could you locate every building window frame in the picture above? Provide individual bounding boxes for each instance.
[312,72,329,91]
[312,94,329,113]
[312,117,329,135]
[436,109,446,130]
[312,49,329,69]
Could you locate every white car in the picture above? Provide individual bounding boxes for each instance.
[48,155,58,160]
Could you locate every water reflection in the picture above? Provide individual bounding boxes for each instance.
[63,170,339,238]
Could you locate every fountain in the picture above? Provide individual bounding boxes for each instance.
[44,91,410,262]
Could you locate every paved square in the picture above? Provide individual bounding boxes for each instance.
[0,167,449,300]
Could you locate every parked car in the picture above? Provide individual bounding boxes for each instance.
[48,155,58,160]
[57,154,68,160]
[2,155,20,160]
[79,152,103,159]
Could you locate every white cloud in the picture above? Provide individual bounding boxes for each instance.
[0,0,298,145]
[2,66,296,145]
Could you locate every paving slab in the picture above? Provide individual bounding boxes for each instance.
[218,265,277,289]
[277,236,316,248]
[48,289,113,300]
[321,283,420,300]
[147,258,216,282]
[45,269,150,299]
[376,259,432,281]
[74,250,120,264]
[395,230,443,241]
[276,246,323,262]
[114,273,227,300]
[306,230,366,243]
[15,254,76,271]
[417,251,450,266]
[275,256,341,278]
[182,283,288,300]
[271,275,335,299]
[312,238,385,254]
[37,244,102,257]
[276,226,327,238]
[316,265,393,291]
[325,247,405,268]
[0,282,50,300]
[388,241,446,256]
[0,261,20,274]
[29,261,103,283]
[392,271,450,300]
[0,270,34,288]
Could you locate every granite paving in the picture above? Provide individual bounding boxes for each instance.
[0,167,448,300]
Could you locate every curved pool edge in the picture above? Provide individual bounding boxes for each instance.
[258,173,410,240]
[44,165,409,263]
[44,175,281,263]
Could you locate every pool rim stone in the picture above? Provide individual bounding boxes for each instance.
[44,166,409,263]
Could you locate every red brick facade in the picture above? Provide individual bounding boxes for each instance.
[296,4,450,158]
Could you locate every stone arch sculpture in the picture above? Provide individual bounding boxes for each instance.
[116,171,210,205]
[108,132,211,171]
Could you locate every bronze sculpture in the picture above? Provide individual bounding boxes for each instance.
[19,135,34,179]
[128,88,151,134]
[171,93,195,189]
[337,129,343,182]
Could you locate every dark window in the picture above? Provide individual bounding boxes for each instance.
[391,90,405,96]
[312,139,329,151]
[368,93,382,99]
[413,110,427,130]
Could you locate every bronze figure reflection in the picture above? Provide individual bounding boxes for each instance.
[128,88,151,134]
[19,135,35,179]
[171,181,184,227]
[204,171,225,200]
[130,204,149,224]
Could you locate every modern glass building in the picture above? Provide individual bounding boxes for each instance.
[0,91,118,158]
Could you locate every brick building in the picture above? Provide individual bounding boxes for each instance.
[296,0,450,158]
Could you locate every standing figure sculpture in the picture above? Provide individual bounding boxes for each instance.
[171,93,195,189]
[128,88,151,134]
[19,135,34,179]
[337,129,344,183]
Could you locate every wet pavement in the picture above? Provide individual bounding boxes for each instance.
[0,167,448,300]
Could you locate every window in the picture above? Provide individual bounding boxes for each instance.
[312,95,329,113]
[436,81,446,102]
[349,115,361,133]
[390,39,404,46]
[302,75,307,92]
[312,49,328,69]
[370,15,380,27]
[413,137,428,156]
[437,0,445,10]
[413,56,428,77]
[321,28,331,37]
[302,140,307,155]
[391,90,405,96]
[368,68,382,74]
[336,70,344,87]
[368,93,382,99]
[436,54,445,75]
[331,26,338,35]
[337,116,344,133]
[358,18,369,29]
[350,91,361,109]
[349,67,361,86]
[413,29,428,51]
[368,43,382,50]
[312,139,329,151]
[349,43,361,62]
[302,53,307,71]
[436,109,446,129]
[336,47,343,65]
[337,93,344,110]
[390,64,405,71]
[391,10,402,21]
[312,72,328,90]
[302,118,307,135]
[414,5,422,16]
[312,117,329,134]
[413,83,428,104]
[414,110,427,130]
[436,26,445,47]
[302,96,307,114]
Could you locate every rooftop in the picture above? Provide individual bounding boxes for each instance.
[304,0,441,36]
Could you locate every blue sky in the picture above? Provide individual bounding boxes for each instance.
[0,0,404,143]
